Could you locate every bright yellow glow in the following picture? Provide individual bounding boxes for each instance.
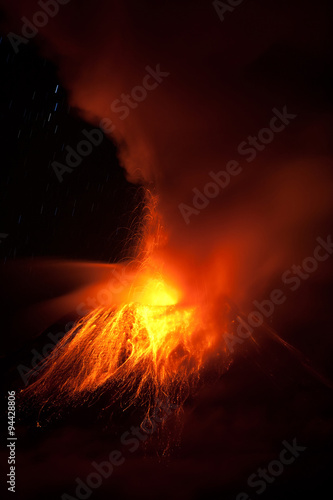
[22,191,232,434]
[131,274,180,306]
[24,273,221,415]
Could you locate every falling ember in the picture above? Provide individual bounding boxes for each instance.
[22,192,233,422]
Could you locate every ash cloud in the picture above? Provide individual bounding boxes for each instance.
[2,0,333,309]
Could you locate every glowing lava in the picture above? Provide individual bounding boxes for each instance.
[23,195,232,422]
[24,272,230,416]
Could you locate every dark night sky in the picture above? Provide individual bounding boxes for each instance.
[0,36,141,264]
[1,1,333,499]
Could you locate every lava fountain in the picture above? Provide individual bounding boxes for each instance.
[22,191,233,421]
[10,0,332,430]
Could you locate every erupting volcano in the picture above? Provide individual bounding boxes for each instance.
[0,0,329,452]
[22,192,233,421]
[1,1,332,499]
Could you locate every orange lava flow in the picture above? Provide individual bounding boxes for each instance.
[23,193,232,419]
